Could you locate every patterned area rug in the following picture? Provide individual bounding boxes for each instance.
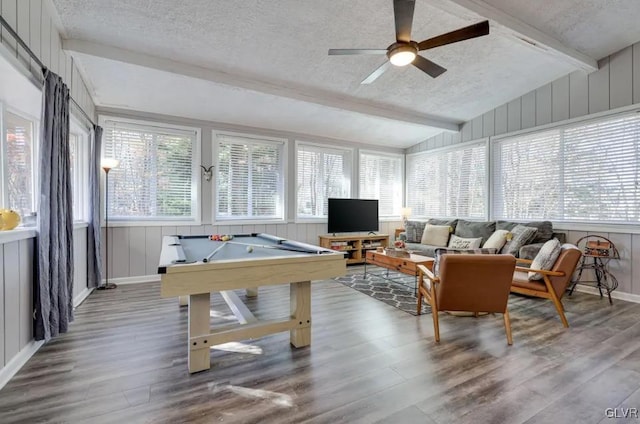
[335,266,431,316]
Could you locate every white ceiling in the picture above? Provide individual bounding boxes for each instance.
[52,0,640,148]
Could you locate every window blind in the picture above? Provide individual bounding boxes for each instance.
[4,111,35,217]
[216,133,284,220]
[102,119,198,220]
[406,141,486,219]
[492,129,562,220]
[359,151,403,217]
[296,143,351,218]
[492,111,640,223]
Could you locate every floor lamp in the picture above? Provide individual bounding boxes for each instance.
[98,158,119,290]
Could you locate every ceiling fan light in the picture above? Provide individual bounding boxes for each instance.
[389,50,416,66]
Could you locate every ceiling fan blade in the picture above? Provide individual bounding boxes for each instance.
[361,61,391,84]
[328,49,387,55]
[418,20,490,51]
[394,0,416,43]
[412,55,447,78]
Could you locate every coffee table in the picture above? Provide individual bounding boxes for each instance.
[364,250,434,294]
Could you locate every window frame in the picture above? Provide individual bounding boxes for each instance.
[69,115,90,223]
[358,149,404,220]
[406,138,489,220]
[0,103,39,223]
[98,115,202,226]
[294,140,353,223]
[490,107,640,227]
[212,130,287,224]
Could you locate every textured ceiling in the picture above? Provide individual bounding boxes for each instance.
[52,0,640,148]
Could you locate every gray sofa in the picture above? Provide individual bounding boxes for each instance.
[399,218,566,259]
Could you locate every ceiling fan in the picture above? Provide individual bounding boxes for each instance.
[328,0,490,84]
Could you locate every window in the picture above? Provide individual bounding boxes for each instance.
[69,118,90,221]
[492,111,640,224]
[215,132,285,221]
[407,141,487,219]
[296,142,352,219]
[359,151,403,218]
[2,110,37,218]
[101,118,200,222]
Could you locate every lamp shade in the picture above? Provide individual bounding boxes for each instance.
[101,158,120,171]
[401,207,412,217]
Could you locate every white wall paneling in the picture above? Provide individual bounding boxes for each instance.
[406,41,640,297]
[588,57,610,114]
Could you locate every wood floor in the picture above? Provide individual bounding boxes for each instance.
[2,274,640,423]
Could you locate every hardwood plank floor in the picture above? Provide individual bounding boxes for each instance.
[1,276,640,423]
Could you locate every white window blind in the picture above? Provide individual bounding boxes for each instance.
[3,111,35,217]
[359,151,403,217]
[296,143,351,218]
[492,129,562,220]
[215,133,284,220]
[406,141,487,219]
[102,119,198,221]
[492,112,640,223]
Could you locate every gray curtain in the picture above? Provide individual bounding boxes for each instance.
[87,125,103,288]
[35,69,73,341]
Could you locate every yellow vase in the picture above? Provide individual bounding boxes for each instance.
[0,209,21,230]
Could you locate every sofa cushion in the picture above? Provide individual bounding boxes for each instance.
[427,218,458,230]
[433,247,499,275]
[421,224,451,247]
[500,225,538,256]
[529,238,562,280]
[448,234,482,249]
[483,229,510,250]
[497,220,553,244]
[404,220,427,243]
[455,219,496,245]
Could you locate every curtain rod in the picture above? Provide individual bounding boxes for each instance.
[0,13,97,127]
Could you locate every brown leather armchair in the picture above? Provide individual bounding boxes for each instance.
[511,245,581,327]
[417,254,517,345]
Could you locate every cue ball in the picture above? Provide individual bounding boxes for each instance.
[246,246,253,253]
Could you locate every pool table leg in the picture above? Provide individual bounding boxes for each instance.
[246,287,258,297]
[290,280,311,347]
[188,293,211,373]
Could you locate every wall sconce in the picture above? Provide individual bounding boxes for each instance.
[200,165,213,182]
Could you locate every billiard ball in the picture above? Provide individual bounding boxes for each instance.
[246,246,253,253]
[221,235,229,241]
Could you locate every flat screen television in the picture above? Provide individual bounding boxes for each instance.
[327,198,379,234]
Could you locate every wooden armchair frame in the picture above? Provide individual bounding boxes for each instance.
[511,246,581,328]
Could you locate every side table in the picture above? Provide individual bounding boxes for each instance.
[394,228,405,239]
[569,235,619,304]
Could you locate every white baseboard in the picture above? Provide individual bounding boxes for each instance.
[103,274,161,285]
[0,340,44,391]
[73,287,93,308]
[574,285,640,304]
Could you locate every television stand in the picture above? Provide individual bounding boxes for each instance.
[319,234,389,265]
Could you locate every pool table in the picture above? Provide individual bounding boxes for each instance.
[158,233,346,373]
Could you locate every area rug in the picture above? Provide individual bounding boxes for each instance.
[335,266,430,316]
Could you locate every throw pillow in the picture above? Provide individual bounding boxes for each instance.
[483,230,510,250]
[421,224,451,247]
[528,238,562,280]
[448,234,482,249]
[500,224,538,256]
[433,247,498,276]
[405,220,427,243]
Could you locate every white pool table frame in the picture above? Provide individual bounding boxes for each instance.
[158,235,346,373]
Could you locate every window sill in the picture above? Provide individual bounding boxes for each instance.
[0,228,37,244]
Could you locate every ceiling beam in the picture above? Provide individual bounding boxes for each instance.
[62,39,460,132]
[436,0,598,72]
